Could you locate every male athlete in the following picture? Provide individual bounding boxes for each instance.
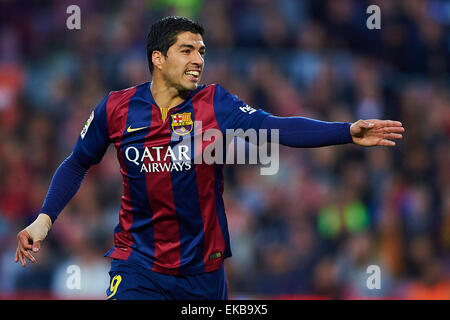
[15,16,404,299]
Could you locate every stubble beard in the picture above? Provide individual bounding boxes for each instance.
[163,71,196,99]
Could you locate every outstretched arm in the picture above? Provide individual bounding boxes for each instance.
[260,116,404,147]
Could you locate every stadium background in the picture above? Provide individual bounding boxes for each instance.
[0,0,449,299]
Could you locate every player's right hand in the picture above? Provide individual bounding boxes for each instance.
[15,213,52,267]
[15,229,38,267]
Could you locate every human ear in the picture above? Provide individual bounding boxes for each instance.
[152,51,165,72]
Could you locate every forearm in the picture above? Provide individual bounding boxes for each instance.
[40,152,89,223]
[261,115,353,147]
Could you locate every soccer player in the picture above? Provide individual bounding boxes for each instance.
[15,16,404,299]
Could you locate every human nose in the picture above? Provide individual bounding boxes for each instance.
[191,51,204,67]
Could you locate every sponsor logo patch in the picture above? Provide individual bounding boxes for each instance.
[80,110,94,139]
[171,112,193,136]
[127,125,147,133]
[209,251,222,260]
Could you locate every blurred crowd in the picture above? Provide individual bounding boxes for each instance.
[0,0,449,299]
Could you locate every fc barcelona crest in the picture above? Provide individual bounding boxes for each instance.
[171,112,193,136]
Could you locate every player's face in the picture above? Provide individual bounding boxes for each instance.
[162,31,205,92]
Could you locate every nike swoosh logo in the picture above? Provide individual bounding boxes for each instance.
[127,125,148,133]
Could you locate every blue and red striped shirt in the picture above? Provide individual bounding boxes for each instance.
[72,82,269,275]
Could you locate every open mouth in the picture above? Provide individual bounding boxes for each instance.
[185,70,200,82]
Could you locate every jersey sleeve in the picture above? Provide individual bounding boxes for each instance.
[260,115,353,147]
[72,94,111,167]
[213,84,270,134]
[39,153,88,223]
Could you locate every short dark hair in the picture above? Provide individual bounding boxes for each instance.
[147,16,204,74]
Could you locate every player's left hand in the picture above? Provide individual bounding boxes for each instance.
[350,119,405,147]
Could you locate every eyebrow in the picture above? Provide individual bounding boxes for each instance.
[178,44,206,51]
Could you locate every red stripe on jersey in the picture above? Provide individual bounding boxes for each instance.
[192,85,226,270]
[106,87,137,260]
[145,105,180,274]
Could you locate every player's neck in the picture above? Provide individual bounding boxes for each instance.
[150,80,190,110]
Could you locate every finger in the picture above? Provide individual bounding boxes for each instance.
[32,240,41,253]
[21,248,36,263]
[17,231,33,251]
[384,126,405,133]
[376,120,403,127]
[14,248,19,263]
[387,120,403,127]
[21,248,35,263]
[18,250,26,267]
[383,133,403,140]
[373,120,403,129]
[20,242,33,251]
[378,139,396,146]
